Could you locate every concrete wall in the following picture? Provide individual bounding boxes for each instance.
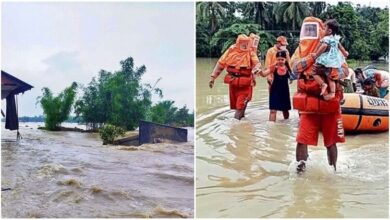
[139,120,187,145]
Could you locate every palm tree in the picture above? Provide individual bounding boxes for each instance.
[196,2,226,34]
[274,2,310,31]
[309,2,327,17]
[242,2,270,29]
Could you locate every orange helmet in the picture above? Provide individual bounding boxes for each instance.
[236,34,251,52]
[276,36,288,45]
[218,34,253,69]
[290,16,325,67]
[297,17,325,57]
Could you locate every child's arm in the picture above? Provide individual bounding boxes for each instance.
[313,42,328,59]
[258,65,276,77]
[338,43,349,57]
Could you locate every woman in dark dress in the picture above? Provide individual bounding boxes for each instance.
[253,50,292,121]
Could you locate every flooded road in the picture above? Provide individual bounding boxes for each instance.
[2,122,194,218]
[196,58,389,218]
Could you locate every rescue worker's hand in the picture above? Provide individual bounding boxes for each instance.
[252,63,262,75]
[310,53,318,60]
[209,76,215,88]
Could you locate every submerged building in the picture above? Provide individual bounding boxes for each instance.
[1,70,33,134]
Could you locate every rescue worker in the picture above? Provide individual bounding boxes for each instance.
[341,68,356,93]
[264,36,291,90]
[373,72,389,98]
[362,78,380,97]
[209,34,261,120]
[354,68,366,93]
[290,17,348,173]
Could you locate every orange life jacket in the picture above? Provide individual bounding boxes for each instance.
[293,78,343,113]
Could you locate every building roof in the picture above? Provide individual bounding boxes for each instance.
[1,70,33,99]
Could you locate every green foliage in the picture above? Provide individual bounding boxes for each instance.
[148,100,194,127]
[75,57,162,131]
[308,2,327,17]
[273,2,310,31]
[211,23,275,56]
[99,124,125,145]
[197,2,229,34]
[321,3,389,60]
[196,1,389,61]
[38,82,78,131]
[211,23,258,52]
[241,2,271,29]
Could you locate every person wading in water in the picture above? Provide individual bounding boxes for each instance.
[209,34,261,120]
[254,50,292,121]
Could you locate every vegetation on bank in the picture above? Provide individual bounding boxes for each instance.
[36,56,194,131]
[37,82,78,131]
[149,100,194,127]
[99,124,125,145]
[196,2,389,61]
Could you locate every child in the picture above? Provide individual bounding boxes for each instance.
[312,19,349,100]
[253,50,292,121]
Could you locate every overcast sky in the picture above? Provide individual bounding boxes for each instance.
[329,0,389,8]
[2,2,194,116]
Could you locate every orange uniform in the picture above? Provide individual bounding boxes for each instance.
[291,17,345,147]
[217,35,260,110]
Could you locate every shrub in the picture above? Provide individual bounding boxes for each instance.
[99,124,125,145]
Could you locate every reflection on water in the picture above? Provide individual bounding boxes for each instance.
[1,122,194,218]
[196,58,389,218]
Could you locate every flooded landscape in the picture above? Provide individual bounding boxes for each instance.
[2,123,194,218]
[196,58,389,218]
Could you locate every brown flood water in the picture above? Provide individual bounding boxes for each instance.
[196,58,389,218]
[1,122,194,218]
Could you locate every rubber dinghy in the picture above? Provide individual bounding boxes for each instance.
[341,93,389,132]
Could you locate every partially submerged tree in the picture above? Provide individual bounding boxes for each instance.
[75,57,162,130]
[148,100,194,127]
[38,82,78,130]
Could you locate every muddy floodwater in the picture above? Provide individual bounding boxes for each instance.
[1,122,194,218]
[196,58,389,218]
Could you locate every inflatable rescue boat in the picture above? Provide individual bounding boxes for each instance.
[341,93,389,132]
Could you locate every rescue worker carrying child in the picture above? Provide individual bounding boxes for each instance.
[290,17,349,173]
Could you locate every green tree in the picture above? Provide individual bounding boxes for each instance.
[211,23,275,55]
[308,2,327,17]
[242,2,270,29]
[38,82,78,130]
[195,1,389,61]
[75,57,162,131]
[320,2,361,58]
[149,100,178,125]
[196,2,227,34]
[274,2,310,31]
[174,105,194,127]
[196,22,213,57]
[148,100,194,127]
[370,9,389,60]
